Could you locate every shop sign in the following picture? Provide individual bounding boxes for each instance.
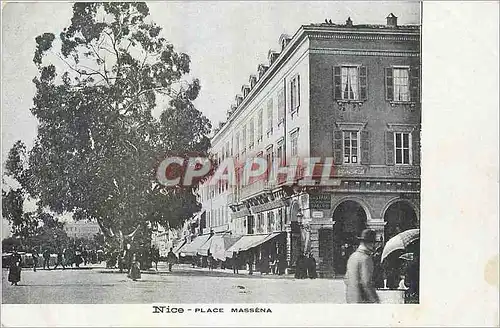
[312,211,324,218]
[309,193,331,209]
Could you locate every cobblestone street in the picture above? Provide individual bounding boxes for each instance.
[2,264,347,304]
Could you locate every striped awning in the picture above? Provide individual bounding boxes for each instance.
[180,234,212,256]
[225,232,283,258]
[198,234,240,260]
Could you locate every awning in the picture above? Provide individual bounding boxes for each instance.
[197,237,214,257]
[172,239,187,256]
[180,234,212,256]
[225,232,284,258]
[198,234,241,260]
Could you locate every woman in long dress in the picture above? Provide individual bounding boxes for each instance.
[8,252,22,286]
[128,254,141,281]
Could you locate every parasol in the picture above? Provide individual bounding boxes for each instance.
[381,229,419,263]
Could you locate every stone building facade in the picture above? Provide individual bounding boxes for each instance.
[198,14,420,277]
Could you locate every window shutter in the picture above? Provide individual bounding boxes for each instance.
[385,68,394,101]
[410,66,420,102]
[333,66,341,100]
[361,130,370,164]
[412,128,420,165]
[297,75,300,107]
[333,130,343,164]
[385,131,394,165]
[359,66,367,100]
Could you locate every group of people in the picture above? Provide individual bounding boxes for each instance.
[344,228,420,304]
[228,251,288,276]
[294,253,317,279]
[7,246,103,287]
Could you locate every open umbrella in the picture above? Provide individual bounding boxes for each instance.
[381,229,420,263]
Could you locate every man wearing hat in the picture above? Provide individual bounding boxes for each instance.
[344,229,380,303]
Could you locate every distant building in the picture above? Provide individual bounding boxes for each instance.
[151,224,180,257]
[64,221,101,239]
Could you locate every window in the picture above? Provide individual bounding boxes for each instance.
[277,88,285,124]
[267,99,273,136]
[386,66,419,102]
[342,67,358,100]
[235,133,240,158]
[290,129,299,157]
[257,109,263,142]
[393,68,409,101]
[395,132,411,165]
[334,66,367,101]
[290,75,300,112]
[248,119,254,149]
[343,131,359,164]
[241,126,246,153]
[277,142,284,165]
[267,211,274,232]
[266,146,273,181]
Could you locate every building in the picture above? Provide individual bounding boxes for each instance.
[196,14,420,277]
[151,224,180,258]
[64,220,101,239]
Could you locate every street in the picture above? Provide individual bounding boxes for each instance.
[2,264,347,304]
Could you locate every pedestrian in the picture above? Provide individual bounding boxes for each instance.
[128,254,141,281]
[404,253,420,303]
[247,256,253,275]
[43,248,51,270]
[166,247,177,272]
[208,253,215,271]
[53,249,66,270]
[277,252,286,275]
[295,253,306,279]
[32,249,39,272]
[344,229,380,303]
[307,253,317,279]
[232,251,239,274]
[8,250,22,286]
[152,246,160,271]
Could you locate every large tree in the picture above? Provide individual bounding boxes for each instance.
[23,3,211,249]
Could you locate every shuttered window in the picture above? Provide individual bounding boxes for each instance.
[290,75,300,112]
[386,66,420,102]
[277,88,285,123]
[267,98,273,136]
[257,109,263,142]
[343,131,359,164]
[334,66,367,100]
[248,119,254,149]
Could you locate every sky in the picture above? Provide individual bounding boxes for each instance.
[1,1,420,238]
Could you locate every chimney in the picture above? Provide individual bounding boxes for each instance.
[346,17,353,27]
[386,13,398,27]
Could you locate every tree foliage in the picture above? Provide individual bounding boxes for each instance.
[26,2,211,240]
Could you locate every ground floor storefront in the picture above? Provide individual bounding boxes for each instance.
[233,179,420,278]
